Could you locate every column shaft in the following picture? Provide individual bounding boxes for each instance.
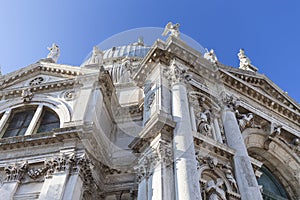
[172,83,201,200]
[222,108,262,200]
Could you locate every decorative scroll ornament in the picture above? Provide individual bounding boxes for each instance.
[162,22,180,38]
[21,89,33,102]
[4,161,28,182]
[64,90,76,101]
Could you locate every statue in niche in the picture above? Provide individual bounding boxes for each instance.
[162,22,180,37]
[47,43,60,63]
[223,165,238,192]
[197,109,212,137]
[206,179,227,200]
[204,48,218,64]
[235,110,253,131]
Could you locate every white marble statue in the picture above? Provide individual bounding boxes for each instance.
[237,49,251,67]
[204,49,218,64]
[206,179,226,200]
[47,43,60,63]
[162,22,180,37]
[223,165,238,192]
[197,110,212,136]
[236,110,253,131]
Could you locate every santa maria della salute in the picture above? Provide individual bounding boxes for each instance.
[0,23,299,200]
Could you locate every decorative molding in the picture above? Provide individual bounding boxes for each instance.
[63,90,76,101]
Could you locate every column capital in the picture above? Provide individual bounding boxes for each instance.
[220,92,240,111]
[135,140,173,183]
[4,161,28,182]
[163,59,190,86]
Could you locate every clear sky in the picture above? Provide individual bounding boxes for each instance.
[0,1,299,103]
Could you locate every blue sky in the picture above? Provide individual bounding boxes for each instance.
[0,1,299,102]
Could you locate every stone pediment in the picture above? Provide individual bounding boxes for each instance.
[0,62,93,91]
[219,68,300,125]
[228,69,299,109]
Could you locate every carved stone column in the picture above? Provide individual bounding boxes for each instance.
[221,92,263,200]
[165,60,202,200]
[39,152,75,200]
[0,161,28,200]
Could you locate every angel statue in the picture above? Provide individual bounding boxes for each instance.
[47,43,60,63]
[206,179,227,200]
[162,22,180,38]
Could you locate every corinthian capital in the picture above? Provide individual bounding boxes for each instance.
[220,92,240,111]
[4,161,28,182]
[163,59,190,85]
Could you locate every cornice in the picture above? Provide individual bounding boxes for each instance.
[219,69,300,126]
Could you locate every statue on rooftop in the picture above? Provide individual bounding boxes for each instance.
[47,43,60,63]
[162,22,180,38]
[90,46,103,64]
[204,48,218,64]
[237,48,258,72]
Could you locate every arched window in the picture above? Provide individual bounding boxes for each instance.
[2,108,36,138]
[37,109,60,133]
[0,105,60,138]
[258,166,288,200]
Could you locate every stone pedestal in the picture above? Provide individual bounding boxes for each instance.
[222,107,263,200]
[172,83,201,200]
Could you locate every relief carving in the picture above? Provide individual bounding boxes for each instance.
[205,179,227,200]
[21,89,34,102]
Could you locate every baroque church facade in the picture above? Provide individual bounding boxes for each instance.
[0,23,299,200]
